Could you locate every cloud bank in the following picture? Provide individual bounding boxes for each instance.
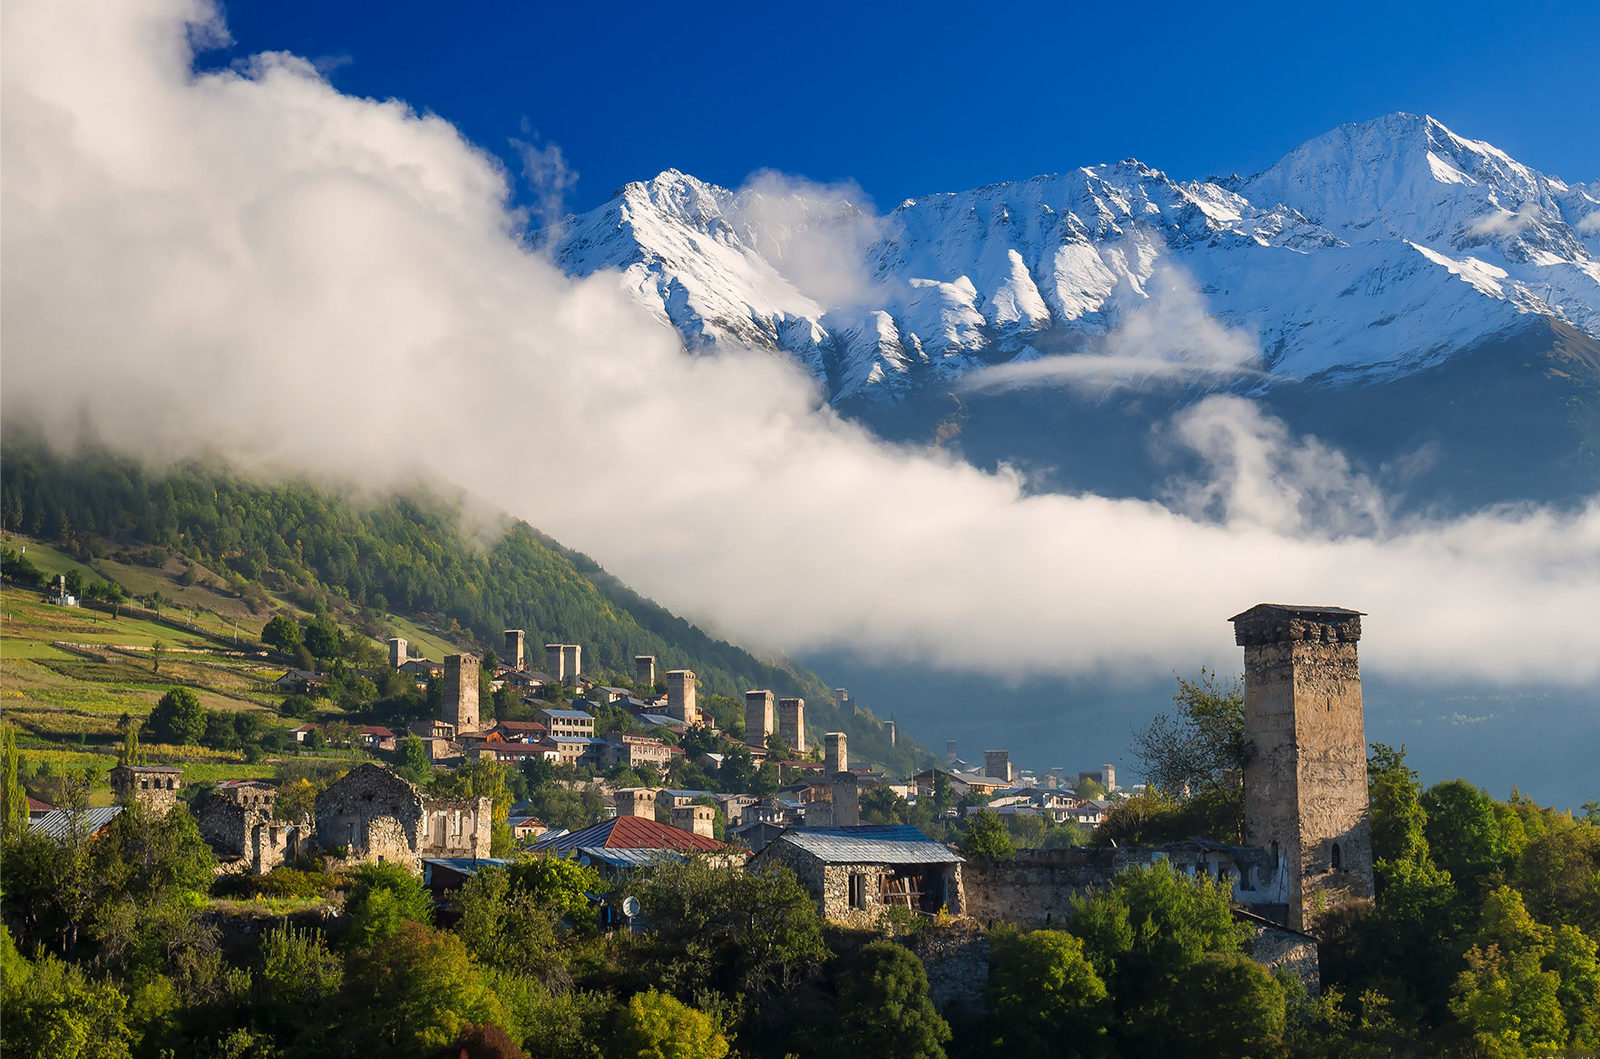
[4,0,1599,689]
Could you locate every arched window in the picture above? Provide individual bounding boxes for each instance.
[1331,842,1342,870]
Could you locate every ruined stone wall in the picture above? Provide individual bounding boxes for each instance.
[414,794,493,860]
[1246,919,1321,995]
[963,847,1288,928]
[908,928,991,1015]
[314,765,425,869]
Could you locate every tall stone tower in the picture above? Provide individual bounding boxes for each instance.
[778,697,806,753]
[1231,603,1375,932]
[666,670,697,725]
[635,655,656,685]
[503,630,525,670]
[561,645,582,687]
[825,732,848,777]
[744,691,774,750]
[387,637,407,669]
[443,653,480,733]
[545,643,565,681]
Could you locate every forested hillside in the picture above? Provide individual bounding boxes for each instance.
[0,438,921,769]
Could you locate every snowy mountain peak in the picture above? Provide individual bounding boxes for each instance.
[553,114,1600,401]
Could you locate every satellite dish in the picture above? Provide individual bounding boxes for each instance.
[621,896,641,919]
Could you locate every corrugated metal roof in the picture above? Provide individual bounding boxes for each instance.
[538,709,594,720]
[573,847,684,869]
[29,806,123,840]
[774,825,962,865]
[530,814,733,854]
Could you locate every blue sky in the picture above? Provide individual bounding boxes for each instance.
[211,0,1600,216]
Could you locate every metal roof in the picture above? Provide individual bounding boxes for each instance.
[420,857,514,874]
[538,709,595,720]
[572,847,685,869]
[29,806,123,840]
[773,825,963,865]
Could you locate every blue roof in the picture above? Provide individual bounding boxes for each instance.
[659,789,713,799]
[421,857,514,874]
[539,709,595,720]
[30,806,122,840]
[571,847,685,869]
[772,825,962,865]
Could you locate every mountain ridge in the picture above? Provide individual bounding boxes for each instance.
[551,112,1600,405]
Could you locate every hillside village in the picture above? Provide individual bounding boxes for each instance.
[4,510,1598,1058]
[13,561,1365,979]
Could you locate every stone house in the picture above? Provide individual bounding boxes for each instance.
[752,825,965,927]
[313,763,491,871]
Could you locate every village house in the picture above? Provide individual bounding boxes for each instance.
[526,813,743,876]
[535,707,596,739]
[753,825,965,927]
[603,731,673,769]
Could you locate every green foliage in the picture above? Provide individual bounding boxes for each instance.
[339,920,508,1055]
[1369,743,1429,866]
[433,757,514,854]
[822,941,950,1059]
[94,801,216,898]
[1,723,26,839]
[987,928,1108,1055]
[261,615,301,653]
[1069,860,1250,1001]
[345,860,434,948]
[1,925,137,1059]
[958,809,1015,860]
[1127,951,1287,1059]
[1423,779,1503,887]
[632,859,827,1000]
[614,989,729,1059]
[1130,669,1246,842]
[148,686,206,745]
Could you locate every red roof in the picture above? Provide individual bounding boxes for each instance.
[497,720,548,733]
[534,814,734,854]
[27,796,53,812]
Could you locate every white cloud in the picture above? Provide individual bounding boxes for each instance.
[514,134,578,226]
[1578,211,1600,235]
[961,264,1262,394]
[1467,201,1543,238]
[723,171,889,310]
[3,0,1599,692]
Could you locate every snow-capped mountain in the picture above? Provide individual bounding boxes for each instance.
[552,113,1600,404]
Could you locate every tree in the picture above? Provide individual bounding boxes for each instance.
[339,920,507,1055]
[345,860,434,948]
[302,615,342,661]
[116,720,146,767]
[1,724,25,839]
[959,809,1015,861]
[614,989,728,1059]
[633,860,827,999]
[1130,669,1246,842]
[1131,951,1287,1058]
[987,928,1107,1055]
[860,784,909,825]
[1368,743,1429,866]
[399,735,432,778]
[274,778,319,824]
[151,638,166,675]
[0,926,138,1059]
[819,940,951,1058]
[147,687,206,745]
[1422,779,1501,886]
[262,615,301,654]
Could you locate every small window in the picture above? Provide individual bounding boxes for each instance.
[1331,842,1342,870]
[1270,840,1280,866]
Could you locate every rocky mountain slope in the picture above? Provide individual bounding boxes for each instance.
[553,113,1600,507]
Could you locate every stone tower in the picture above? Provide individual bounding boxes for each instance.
[832,772,859,826]
[560,645,582,687]
[443,653,480,733]
[883,719,897,747]
[545,644,565,681]
[110,764,182,814]
[778,697,806,753]
[635,655,656,685]
[1231,603,1375,933]
[388,637,407,669]
[503,630,525,670]
[744,690,774,749]
[985,750,1012,783]
[825,732,848,777]
[666,670,697,725]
